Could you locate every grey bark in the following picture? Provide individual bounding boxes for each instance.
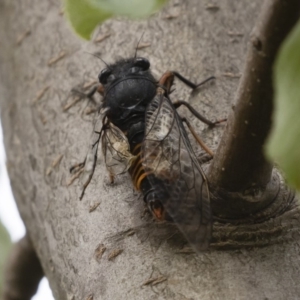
[0,0,300,299]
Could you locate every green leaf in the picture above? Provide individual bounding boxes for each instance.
[64,0,168,39]
[0,222,11,294]
[266,20,300,190]
[64,0,112,40]
[90,0,167,18]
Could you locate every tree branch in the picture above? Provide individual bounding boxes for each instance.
[208,0,300,218]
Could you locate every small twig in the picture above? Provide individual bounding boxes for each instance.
[83,80,98,90]
[137,43,151,50]
[63,96,81,111]
[48,50,67,66]
[127,230,135,236]
[164,13,180,19]
[37,109,47,125]
[142,276,167,286]
[227,31,244,37]
[32,86,49,104]
[94,33,111,43]
[94,244,106,261]
[108,249,123,261]
[16,29,31,46]
[46,167,52,176]
[205,4,220,11]
[46,154,63,176]
[52,154,63,168]
[152,277,167,286]
[222,72,242,78]
[66,169,83,186]
[176,247,194,254]
[84,107,98,115]
[89,202,101,213]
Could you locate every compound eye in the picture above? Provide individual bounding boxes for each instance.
[134,57,150,70]
[98,68,112,84]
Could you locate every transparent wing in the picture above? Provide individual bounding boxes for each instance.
[102,122,136,177]
[74,115,136,199]
[142,91,211,251]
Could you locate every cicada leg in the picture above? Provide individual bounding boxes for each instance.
[69,120,105,200]
[173,100,226,127]
[172,72,215,90]
[158,71,226,126]
[181,117,214,157]
[68,84,105,115]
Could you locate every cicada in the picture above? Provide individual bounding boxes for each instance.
[71,56,223,251]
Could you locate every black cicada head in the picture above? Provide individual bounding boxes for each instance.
[98,57,152,86]
[98,57,157,128]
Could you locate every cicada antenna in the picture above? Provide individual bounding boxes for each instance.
[134,32,145,58]
[85,51,112,70]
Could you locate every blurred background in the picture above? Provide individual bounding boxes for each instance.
[0,122,54,300]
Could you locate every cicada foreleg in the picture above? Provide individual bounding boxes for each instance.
[71,82,104,100]
[157,71,222,157]
[172,72,215,90]
[158,70,215,93]
[158,71,226,126]
[69,84,105,115]
[69,117,105,200]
